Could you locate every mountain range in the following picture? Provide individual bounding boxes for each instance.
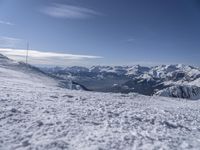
[42,64,200,100]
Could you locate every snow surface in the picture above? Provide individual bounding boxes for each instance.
[1,64,200,150]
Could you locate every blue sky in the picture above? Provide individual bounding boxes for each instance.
[0,0,200,66]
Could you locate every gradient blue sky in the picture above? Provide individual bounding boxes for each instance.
[0,0,200,66]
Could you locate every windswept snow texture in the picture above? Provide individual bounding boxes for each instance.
[1,64,200,149]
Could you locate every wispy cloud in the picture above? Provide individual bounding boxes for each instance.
[41,3,102,19]
[0,20,14,26]
[0,36,24,48]
[0,48,103,66]
[127,38,136,42]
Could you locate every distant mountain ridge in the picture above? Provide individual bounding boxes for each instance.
[42,64,200,100]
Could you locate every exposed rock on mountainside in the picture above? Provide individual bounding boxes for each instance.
[155,85,200,100]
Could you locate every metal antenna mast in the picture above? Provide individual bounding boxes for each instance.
[26,42,29,64]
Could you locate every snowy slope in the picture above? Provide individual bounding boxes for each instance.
[0,54,60,87]
[0,54,83,89]
[1,62,200,149]
[189,78,200,87]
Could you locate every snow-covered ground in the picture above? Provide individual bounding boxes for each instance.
[1,63,200,150]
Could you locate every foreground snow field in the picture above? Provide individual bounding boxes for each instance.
[1,65,200,150]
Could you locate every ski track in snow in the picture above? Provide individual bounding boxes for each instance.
[1,67,200,150]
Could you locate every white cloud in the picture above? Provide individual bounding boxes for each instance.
[0,20,14,26]
[41,3,102,19]
[0,36,24,48]
[0,48,103,66]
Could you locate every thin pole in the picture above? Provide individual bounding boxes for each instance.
[26,42,29,64]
